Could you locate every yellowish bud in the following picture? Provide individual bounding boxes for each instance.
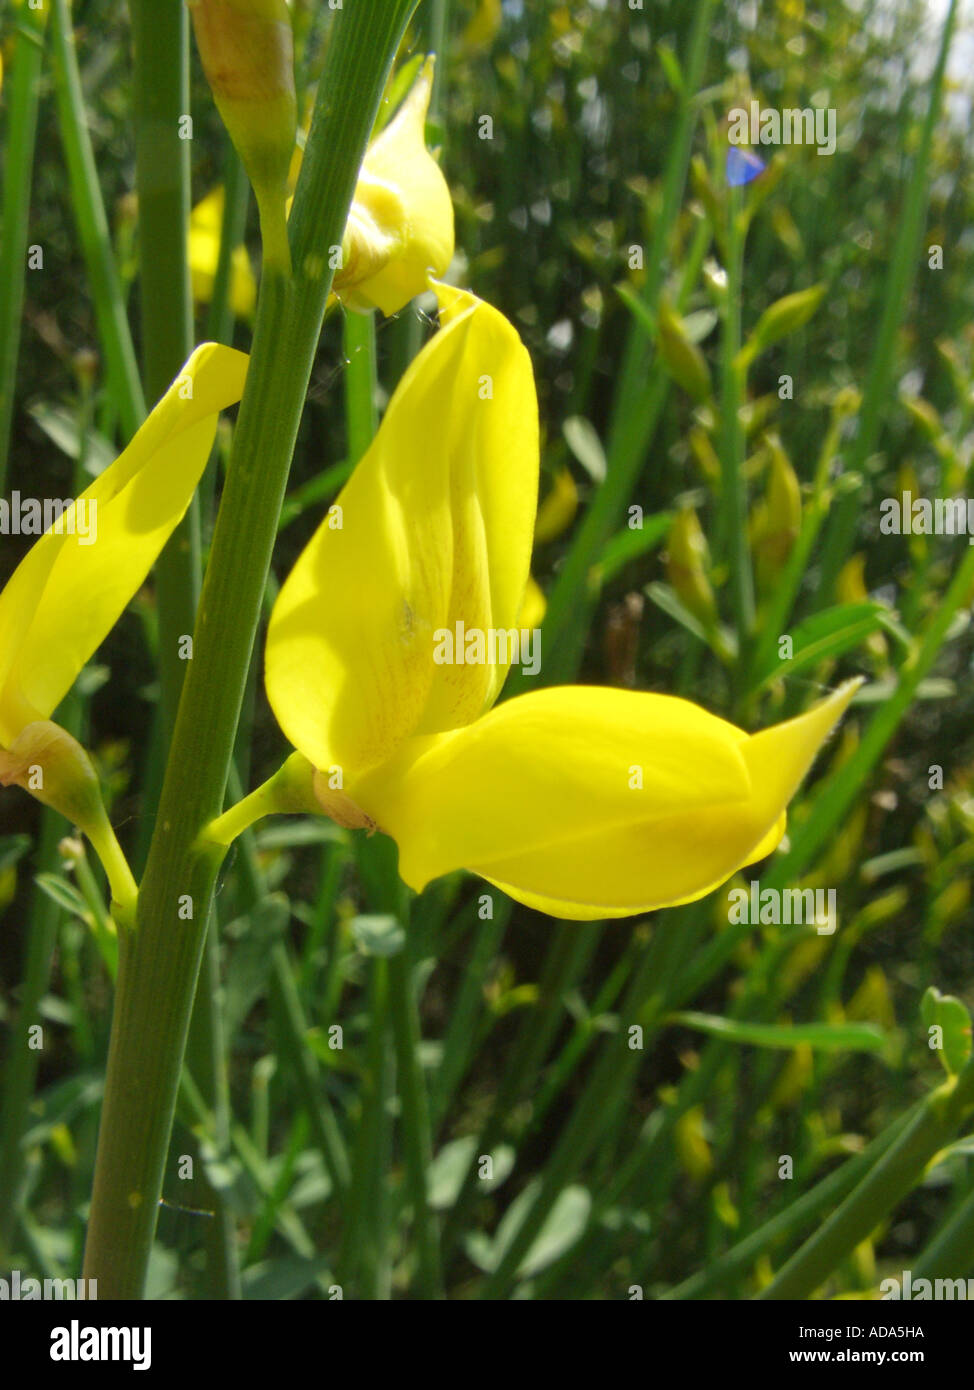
[189,0,296,263]
[666,507,716,625]
[657,299,712,402]
[0,721,136,917]
[534,468,579,545]
[518,575,547,632]
[335,57,455,316]
[673,1105,713,1182]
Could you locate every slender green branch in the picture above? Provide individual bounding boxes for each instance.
[718,190,755,674]
[662,1102,920,1299]
[82,0,419,1300]
[388,950,442,1297]
[0,1,49,487]
[128,0,197,732]
[816,0,959,598]
[50,0,144,439]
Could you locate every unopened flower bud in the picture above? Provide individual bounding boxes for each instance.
[189,0,296,264]
[666,507,716,625]
[0,721,136,915]
[335,58,454,316]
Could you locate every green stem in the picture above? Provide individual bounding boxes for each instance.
[183,916,241,1299]
[911,1177,974,1284]
[0,691,83,1256]
[201,146,251,528]
[82,0,419,1300]
[73,845,120,981]
[0,1,49,487]
[388,950,442,1297]
[759,1059,974,1299]
[50,0,144,439]
[816,0,958,600]
[339,957,392,1295]
[206,149,251,346]
[719,189,754,675]
[128,0,242,1300]
[128,0,197,733]
[0,809,63,1257]
[662,1101,920,1299]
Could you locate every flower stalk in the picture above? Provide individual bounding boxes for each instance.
[82,0,420,1299]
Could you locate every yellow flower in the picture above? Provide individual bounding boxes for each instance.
[189,188,258,319]
[0,343,247,908]
[334,58,455,316]
[262,287,857,919]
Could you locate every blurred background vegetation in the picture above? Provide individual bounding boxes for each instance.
[1,0,974,1299]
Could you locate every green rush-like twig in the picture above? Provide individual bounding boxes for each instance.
[0,0,48,488]
[82,0,420,1299]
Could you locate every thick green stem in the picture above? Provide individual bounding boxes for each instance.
[82,0,419,1301]
[128,0,240,1299]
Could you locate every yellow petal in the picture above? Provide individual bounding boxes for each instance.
[351,681,860,919]
[0,343,248,744]
[335,57,455,316]
[266,287,538,775]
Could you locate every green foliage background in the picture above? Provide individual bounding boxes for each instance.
[1,0,973,1299]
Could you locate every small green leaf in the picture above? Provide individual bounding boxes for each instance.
[0,834,32,875]
[466,1180,592,1279]
[752,601,889,690]
[428,1137,514,1210]
[670,1012,887,1053]
[28,401,116,477]
[739,284,826,368]
[34,872,90,921]
[562,415,607,483]
[351,913,405,958]
[921,987,972,1076]
[656,42,683,95]
[242,1256,336,1301]
[644,582,738,662]
[592,513,673,586]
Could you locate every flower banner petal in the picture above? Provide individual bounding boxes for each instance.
[265,287,538,776]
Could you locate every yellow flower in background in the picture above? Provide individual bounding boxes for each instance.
[534,467,578,545]
[334,57,455,316]
[0,343,247,907]
[260,285,858,920]
[200,57,454,318]
[519,574,547,632]
[460,0,503,53]
[189,188,258,319]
